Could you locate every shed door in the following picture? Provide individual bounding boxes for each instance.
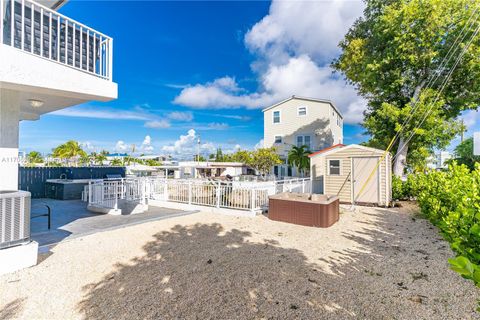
[352,157,379,204]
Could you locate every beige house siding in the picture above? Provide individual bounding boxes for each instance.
[263,97,343,159]
[310,145,392,206]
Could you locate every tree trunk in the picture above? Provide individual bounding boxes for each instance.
[393,136,409,177]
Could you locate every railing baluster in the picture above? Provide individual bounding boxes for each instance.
[56,15,59,61]
[64,19,67,64]
[108,38,113,80]
[30,2,33,52]
[93,32,96,74]
[21,0,24,50]
[48,11,51,58]
[79,26,82,69]
[72,22,75,66]
[86,29,89,71]
[0,0,3,45]
[10,0,14,46]
[40,7,43,56]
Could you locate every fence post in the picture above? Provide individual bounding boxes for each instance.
[302,179,305,193]
[188,181,192,205]
[216,181,221,208]
[114,182,118,211]
[164,180,169,201]
[251,188,256,213]
[88,182,92,204]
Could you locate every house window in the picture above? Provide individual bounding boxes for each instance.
[273,111,280,123]
[298,106,307,116]
[329,160,340,175]
[296,135,311,150]
[274,136,282,144]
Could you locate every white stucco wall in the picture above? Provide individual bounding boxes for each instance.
[0,90,20,190]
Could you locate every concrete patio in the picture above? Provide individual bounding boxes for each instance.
[30,199,195,247]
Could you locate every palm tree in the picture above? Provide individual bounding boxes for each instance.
[93,151,108,165]
[288,145,311,176]
[52,140,87,166]
[110,158,123,166]
[26,151,43,166]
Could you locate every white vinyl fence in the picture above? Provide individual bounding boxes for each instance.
[87,177,311,213]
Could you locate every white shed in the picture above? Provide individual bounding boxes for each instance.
[309,144,392,206]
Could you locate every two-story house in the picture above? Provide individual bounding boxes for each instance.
[0,0,117,273]
[263,96,343,178]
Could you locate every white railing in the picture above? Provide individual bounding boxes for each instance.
[145,177,311,213]
[87,177,311,213]
[0,0,113,80]
[88,179,146,210]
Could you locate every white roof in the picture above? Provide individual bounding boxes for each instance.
[262,95,343,119]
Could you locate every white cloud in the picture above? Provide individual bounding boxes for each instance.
[167,111,194,122]
[141,135,154,154]
[52,106,151,121]
[207,122,229,130]
[115,140,128,152]
[144,120,171,129]
[173,0,366,124]
[80,141,95,152]
[162,129,215,159]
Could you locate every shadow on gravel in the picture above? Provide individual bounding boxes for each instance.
[0,298,26,320]
[77,208,479,319]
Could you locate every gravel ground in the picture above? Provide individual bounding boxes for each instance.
[1,204,479,319]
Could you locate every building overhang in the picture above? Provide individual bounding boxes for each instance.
[0,45,117,120]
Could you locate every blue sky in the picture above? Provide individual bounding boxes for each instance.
[18,1,407,158]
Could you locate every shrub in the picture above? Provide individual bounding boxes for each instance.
[414,163,480,298]
[392,174,418,200]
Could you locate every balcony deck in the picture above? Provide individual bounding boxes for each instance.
[1,0,112,80]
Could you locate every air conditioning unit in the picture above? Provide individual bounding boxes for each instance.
[0,191,31,249]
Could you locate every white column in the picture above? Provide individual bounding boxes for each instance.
[0,89,20,191]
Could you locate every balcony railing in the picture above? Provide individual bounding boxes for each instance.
[0,0,113,80]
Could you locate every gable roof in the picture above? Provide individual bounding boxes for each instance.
[308,144,345,158]
[308,144,388,158]
[262,95,343,119]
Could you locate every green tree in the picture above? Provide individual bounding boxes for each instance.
[333,0,480,176]
[288,145,311,176]
[452,137,480,170]
[110,158,123,166]
[194,154,206,162]
[145,159,162,166]
[52,141,87,166]
[93,150,108,165]
[215,148,224,162]
[247,148,282,178]
[26,151,43,166]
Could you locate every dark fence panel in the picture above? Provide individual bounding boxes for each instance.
[19,167,126,198]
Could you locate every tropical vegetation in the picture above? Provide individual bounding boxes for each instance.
[334,0,480,176]
[287,145,311,176]
[25,151,43,166]
[52,140,87,166]
[450,137,480,171]
[411,164,480,306]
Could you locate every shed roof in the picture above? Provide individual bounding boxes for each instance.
[308,144,387,158]
[308,144,345,158]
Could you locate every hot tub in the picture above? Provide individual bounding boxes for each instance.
[268,193,339,228]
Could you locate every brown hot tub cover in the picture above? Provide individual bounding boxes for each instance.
[268,193,339,228]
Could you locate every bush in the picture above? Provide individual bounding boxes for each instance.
[414,163,480,297]
[392,174,417,200]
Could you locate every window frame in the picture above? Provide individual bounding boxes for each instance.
[296,135,311,150]
[297,106,307,116]
[273,110,281,124]
[328,159,341,175]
